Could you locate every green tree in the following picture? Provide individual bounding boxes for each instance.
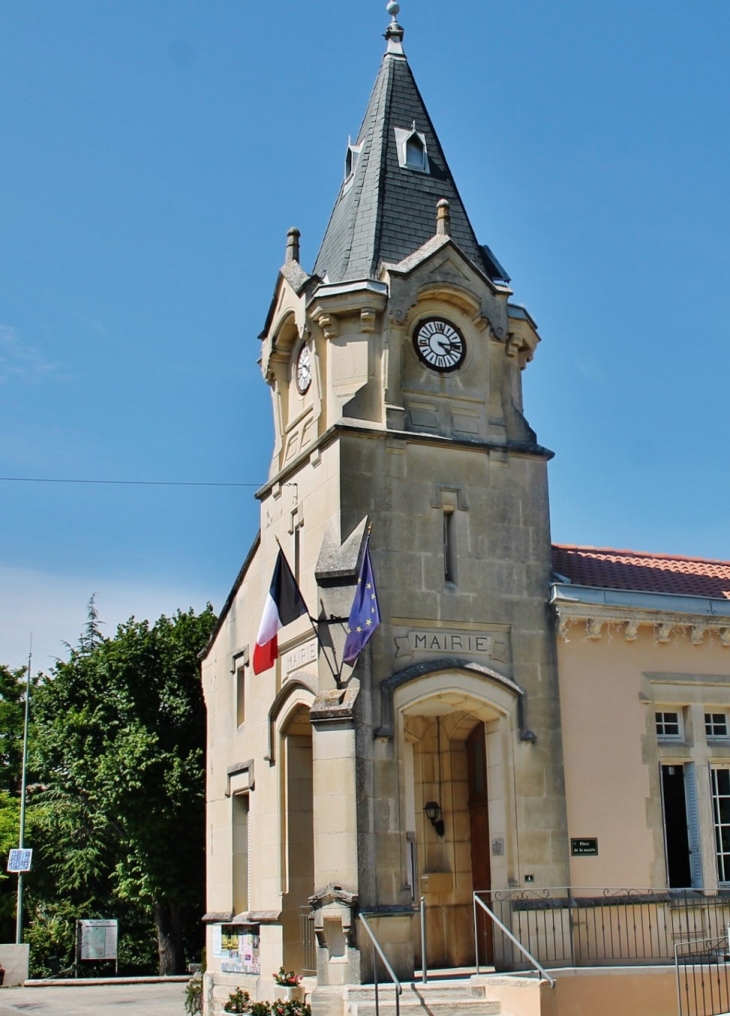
[29,604,216,975]
[0,663,32,796]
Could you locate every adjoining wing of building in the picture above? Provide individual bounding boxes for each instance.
[200,8,730,1016]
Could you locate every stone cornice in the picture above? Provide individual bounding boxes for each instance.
[255,422,554,501]
[551,583,730,647]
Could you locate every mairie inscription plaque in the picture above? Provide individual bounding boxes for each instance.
[283,638,317,676]
[394,627,509,663]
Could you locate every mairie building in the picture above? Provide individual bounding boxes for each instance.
[200,8,730,1016]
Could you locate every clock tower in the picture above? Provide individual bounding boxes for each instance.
[202,5,569,1012]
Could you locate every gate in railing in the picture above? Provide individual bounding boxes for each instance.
[300,906,316,975]
[474,889,730,971]
[676,935,730,1016]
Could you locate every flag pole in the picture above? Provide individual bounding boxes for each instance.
[273,536,342,686]
[16,634,32,945]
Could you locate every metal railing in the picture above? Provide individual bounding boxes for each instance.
[419,896,427,984]
[474,888,730,972]
[473,893,556,987]
[300,906,316,975]
[676,932,730,1016]
[359,912,402,1016]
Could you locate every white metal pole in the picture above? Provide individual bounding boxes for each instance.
[15,637,32,945]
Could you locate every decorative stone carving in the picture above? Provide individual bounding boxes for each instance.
[656,623,673,644]
[586,618,603,640]
[721,628,730,648]
[506,333,521,358]
[318,313,339,339]
[624,620,640,641]
[388,304,410,325]
[691,625,706,646]
[360,307,377,333]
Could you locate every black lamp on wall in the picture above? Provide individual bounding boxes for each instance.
[424,800,445,837]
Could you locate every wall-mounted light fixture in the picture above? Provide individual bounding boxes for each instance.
[424,800,445,837]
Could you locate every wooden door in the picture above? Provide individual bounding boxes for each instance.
[467,722,492,964]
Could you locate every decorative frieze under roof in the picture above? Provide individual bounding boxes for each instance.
[551,544,730,647]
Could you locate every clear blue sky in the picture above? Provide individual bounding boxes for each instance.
[2,0,729,670]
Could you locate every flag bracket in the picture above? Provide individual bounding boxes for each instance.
[308,615,346,688]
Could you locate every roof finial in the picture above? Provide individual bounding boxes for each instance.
[384,1,405,54]
[436,199,451,237]
[286,227,300,263]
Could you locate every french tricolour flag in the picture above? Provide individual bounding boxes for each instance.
[253,549,309,674]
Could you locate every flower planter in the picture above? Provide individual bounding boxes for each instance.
[274,985,304,1003]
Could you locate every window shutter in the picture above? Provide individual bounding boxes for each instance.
[684,763,703,888]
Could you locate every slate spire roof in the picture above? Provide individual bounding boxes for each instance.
[313,8,500,285]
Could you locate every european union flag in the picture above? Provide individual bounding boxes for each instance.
[343,539,381,665]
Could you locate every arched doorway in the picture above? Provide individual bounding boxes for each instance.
[281,704,314,971]
[395,674,518,970]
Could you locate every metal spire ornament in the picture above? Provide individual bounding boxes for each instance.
[385,0,405,51]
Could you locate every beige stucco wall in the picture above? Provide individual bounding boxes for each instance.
[542,967,677,1016]
[557,619,730,889]
[484,967,680,1016]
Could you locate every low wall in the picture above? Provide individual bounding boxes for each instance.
[0,944,29,987]
[481,974,545,1016]
[544,966,677,1016]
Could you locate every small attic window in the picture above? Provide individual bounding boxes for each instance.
[394,126,430,174]
[344,142,363,187]
[406,135,426,169]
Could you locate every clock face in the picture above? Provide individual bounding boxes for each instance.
[296,344,312,394]
[413,318,466,372]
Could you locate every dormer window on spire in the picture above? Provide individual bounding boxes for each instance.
[394,126,429,173]
[344,141,363,190]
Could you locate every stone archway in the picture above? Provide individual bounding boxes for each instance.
[394,670,520,969]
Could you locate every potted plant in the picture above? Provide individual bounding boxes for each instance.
[272,967,304,1003]
[223,988,250,1014]
[271,1002,311,1016]
[184,973,203,1015]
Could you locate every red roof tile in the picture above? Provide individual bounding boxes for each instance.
[552,544,730,601]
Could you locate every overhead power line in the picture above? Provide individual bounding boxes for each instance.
[0,476,261,488]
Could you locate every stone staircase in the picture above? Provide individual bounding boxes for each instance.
[344,979,503,1016]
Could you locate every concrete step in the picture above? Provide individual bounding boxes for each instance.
[346,982,501,1016]
[347,982,487,1001]
[348,1002,500,1016]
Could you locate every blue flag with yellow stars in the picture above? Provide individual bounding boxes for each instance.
[343,538,381,665]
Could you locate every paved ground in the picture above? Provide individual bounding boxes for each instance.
[0,982,186,1016]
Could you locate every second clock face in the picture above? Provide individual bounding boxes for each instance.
[413,318,466,372]
[296,344,312,394]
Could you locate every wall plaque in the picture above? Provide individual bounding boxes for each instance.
[283,638,317,676]
[394,627,509,663]
[571,838,598,856]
